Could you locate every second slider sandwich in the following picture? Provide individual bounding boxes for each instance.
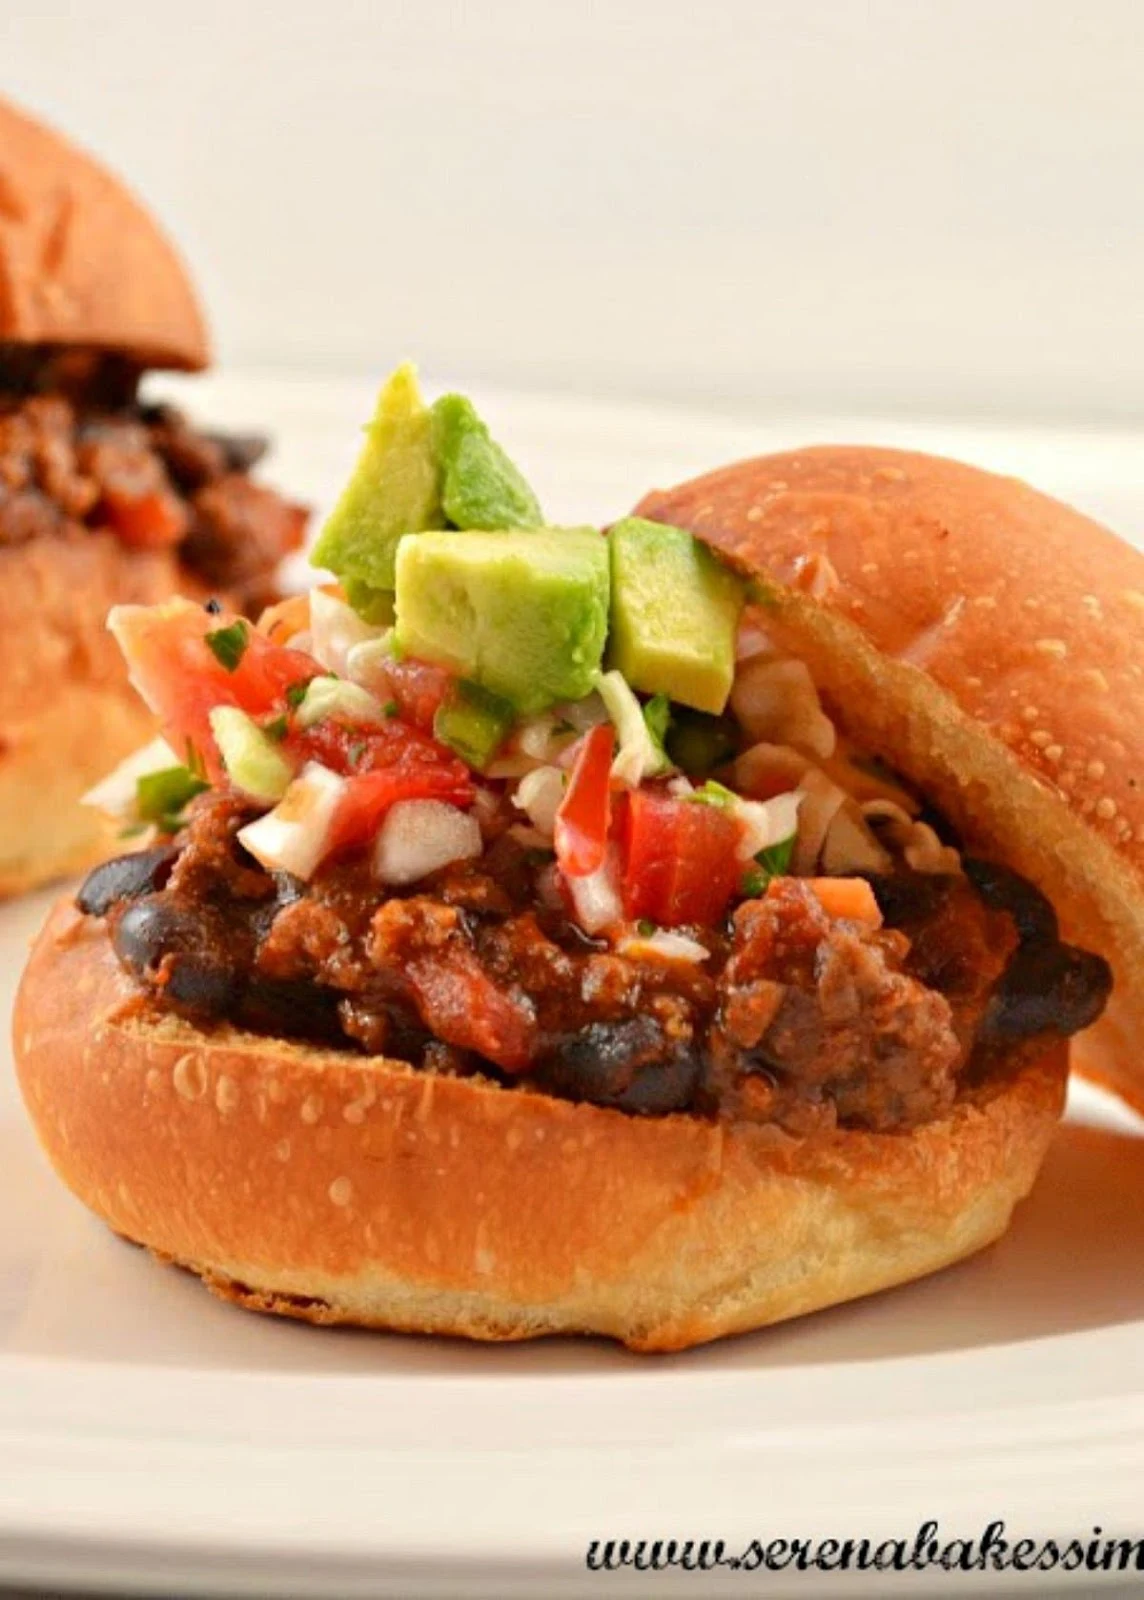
[14,366,1135,1349]
[0,96,305,892]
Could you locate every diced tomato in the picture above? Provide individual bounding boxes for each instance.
[553,724,614,878]
[101,488,188,549]
[328,764,474,856]
[283,711,473,855]
[404,952,535,1072]
[618,789,744,927]
[111,600,320,778]
[385,658,454,732]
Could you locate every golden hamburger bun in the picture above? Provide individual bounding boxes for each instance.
[15,900,1066,1351]
[0,96,209,370]
[637,447,1144,1116]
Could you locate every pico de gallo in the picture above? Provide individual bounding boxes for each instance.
[76,370,1110,1131]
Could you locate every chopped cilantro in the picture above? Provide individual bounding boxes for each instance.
[204,620,249,672]
[636,918,657,937]
[263,714,289,742]
[285,680,311,709]
[742,835,795,897]
[136,766,208,827]
[382,700,399,718]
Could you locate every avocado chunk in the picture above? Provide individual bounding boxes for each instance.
[394,529,608,714]
[310,363,444,595]
[607,517,745,715]
[433,679,516,770]
[432,394,542,531]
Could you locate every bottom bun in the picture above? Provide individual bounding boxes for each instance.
[15,902,1068,1350]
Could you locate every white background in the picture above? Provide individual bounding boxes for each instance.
[4,0,1144,424]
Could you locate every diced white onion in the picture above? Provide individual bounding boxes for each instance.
[595,668,670,788]
[554,692,609,732]
[734,790,802,861]
[617,929,709,963]
[518,716,558,760]
[486,716,578,779]
[512,765,565,838]
[667,774,695,798]
[81,737,177,818]
[345,636,395,694]
[237,762,347,880]
[566,844,623,935]
[373,800,482,885]
[295,675,385,730]
[310,589,389,677]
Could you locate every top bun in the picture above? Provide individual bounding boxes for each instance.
[0,97,209,371]
[636,445,1144,1115]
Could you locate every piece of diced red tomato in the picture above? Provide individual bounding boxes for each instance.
[101,488,188,549]
[111,600,320,779]
[617,789,743,927]
[404,951,535,1072]
[384,658,454,732]
[553,724,614,879]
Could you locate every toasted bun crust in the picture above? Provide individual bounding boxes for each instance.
[0,98,209,370]
[0,535,209,895]
[637,447,1144,1116]
[14,902,1066,1350]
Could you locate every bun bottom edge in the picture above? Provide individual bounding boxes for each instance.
[15,901,1069,1350]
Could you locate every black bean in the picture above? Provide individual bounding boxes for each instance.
[238,979,342,1042]
[987,943,1112,1041]
[534,1017,702,1115]
[76,847,177,917]
[112,897,238,1019]
[963,858,1059,944]
[864,871,952,928]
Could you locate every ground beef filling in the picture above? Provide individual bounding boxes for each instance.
[0,344,305,613]
[79,791,1112,1134]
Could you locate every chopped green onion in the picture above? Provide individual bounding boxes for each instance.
[204,620,249,672]
[690,779,738,809]
[642,694,672,749]
[136,766,208,826]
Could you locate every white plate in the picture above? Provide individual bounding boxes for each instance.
[1,378,1142,1598]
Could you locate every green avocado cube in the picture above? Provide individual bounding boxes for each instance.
[607,517,745,714]
[432,394,542,531]
[394,529,609,714]
[310,363,444,594]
